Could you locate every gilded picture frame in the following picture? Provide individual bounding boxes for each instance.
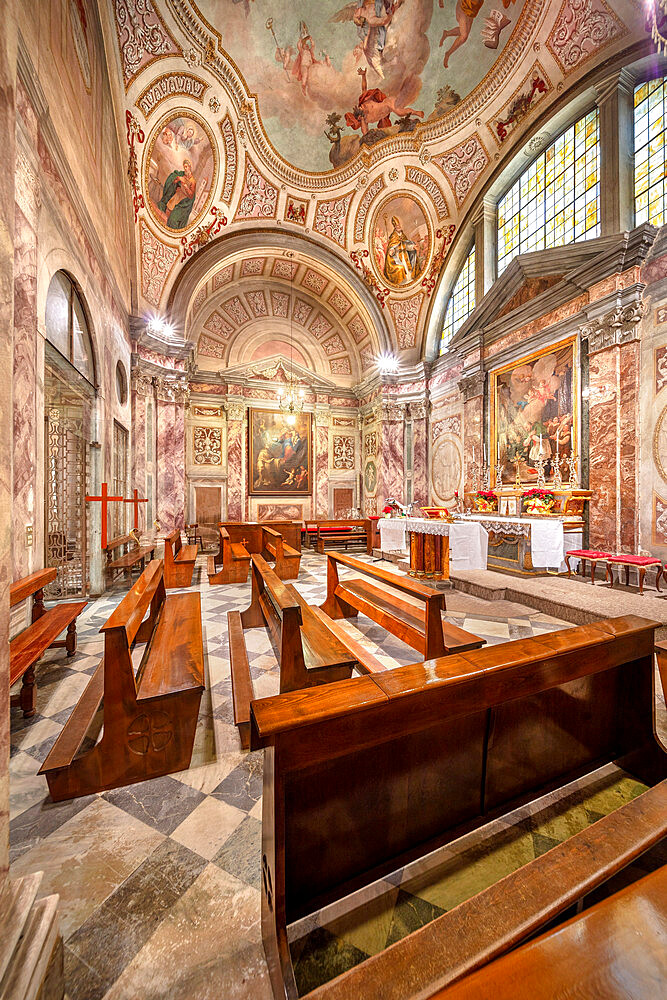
[248,409,312,496]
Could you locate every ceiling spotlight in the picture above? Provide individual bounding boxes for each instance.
[376,353,399,375]
[146,315,175,339]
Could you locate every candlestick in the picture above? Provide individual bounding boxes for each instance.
[482,463,491,491]
[495,462,503,490]
[566,455,578,488]
[513,455,522,489]
[535,455,546,488]
[553,454,563,489]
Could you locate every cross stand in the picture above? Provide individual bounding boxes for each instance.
[124,488,148,534]
[85,482,123,550]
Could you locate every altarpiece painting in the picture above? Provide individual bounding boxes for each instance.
[248,409,312,495]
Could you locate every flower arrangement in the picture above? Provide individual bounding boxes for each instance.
[382,505,393,517]
[522,488,555,515]
[471,490,498,513]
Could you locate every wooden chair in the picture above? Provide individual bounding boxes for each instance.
[320,552,485,658]
[10,568,87,717]
[105,533,156,584]
[163,528,198,588]
[249,614,667,1000]
[262,526,301,580]
[207,526,251,585]
[40,559,204,801]
[228,555,356,748]
[185,523,203,551]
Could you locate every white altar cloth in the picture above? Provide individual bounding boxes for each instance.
[457,513,580,571]
[378,519,408,553]
[378,518,488,571]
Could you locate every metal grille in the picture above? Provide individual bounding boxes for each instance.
[110,421,129,540]
[45,405,87,598]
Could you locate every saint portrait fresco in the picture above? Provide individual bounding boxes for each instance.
[491,338,577,484]
[371,195,430,288]
[145,113,217,233]
[248,410,312,496]
[195,1,530,172]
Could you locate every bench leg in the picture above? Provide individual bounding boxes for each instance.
[565,554,572,579]
[625,565,630,587]
[657,566,663,593]
[66,620,77,657]
[607,563,614,588]
[19,666,36,717]
[638,567,646,596]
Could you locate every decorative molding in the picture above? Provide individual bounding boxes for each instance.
[136,73,208,118]
[131,368,155,396]
[457,371,486,401]
[422,225,457,296]
[154,375,189,403]
[354,175,385,243]
[653,492,667,546]
[434,133,489,209]
[404,166,449,220]
[225,400,246,421]
[125,111,145,225]
[219,116,238,204]
[546,0,625,75]
[350,249,390,309]
[656,345,667,395]
[581,300,647,353]
[333,435,355,470]
[390,294,423,349]
[314,192,354,247]
[494,67,550,143]
[285,197,308,226]
[409,401,429,420]
[180,206,227,262]
[139,221,179,307]
[193,425,222,465]
[234,157,278,220]
[114,0,180,89]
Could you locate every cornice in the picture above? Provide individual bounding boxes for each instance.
[129,315,195,359]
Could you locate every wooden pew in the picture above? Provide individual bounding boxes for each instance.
[304,519,372,554]
[227,555,356,748]
[207,527,251,585]
[220,520,302,554]
[40,559,204,801]
[320,552,485,658]
[249,614,667,1000]
[163,528,198,588]
[105,533,156,584]
[10,568,87,717]
[262,526,301,580]
[432,864,667,1000]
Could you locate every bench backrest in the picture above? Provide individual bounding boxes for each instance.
[101,559,165,702]
[165,529,182,557]
[262,526,284,561]
[217,526,231,565]
[10,568,57,609]
[251,615,665,925]
[105,534,134,555]
[219,520,302,553]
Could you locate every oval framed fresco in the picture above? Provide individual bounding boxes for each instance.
[144,110,219,235]
[370,192,432,291]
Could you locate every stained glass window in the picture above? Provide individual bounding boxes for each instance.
[440,245,476,354]
[497,110,600,275]
[634,77,667,226]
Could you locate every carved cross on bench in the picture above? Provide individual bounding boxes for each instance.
[85,482,123,550]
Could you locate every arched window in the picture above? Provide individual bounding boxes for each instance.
[634,77,667,226]
[45,271,95,384]
[497,109,600,276]
[440,245,476,355]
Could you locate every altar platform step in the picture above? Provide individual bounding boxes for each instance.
[450,568,667,638]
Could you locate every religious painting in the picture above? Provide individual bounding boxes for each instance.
[491,337,578,485]
[371,194,431,288]
[364,459,377,494]
[248,409,312,495]
[145,112,217,233]
[194,1,530,172]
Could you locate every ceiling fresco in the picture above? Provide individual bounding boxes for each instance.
[194,0,529,172]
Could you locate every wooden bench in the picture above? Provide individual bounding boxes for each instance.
[228,555,356,748]
[606,554,663,595]
[163,528,198,588]
[304,519,372,554]
[262,526,301,580]
[39,559,204,801]
[208,526,251,585]
[220,520,302,554]
[320,552,485,659]
[249,614,666,1000]
[105,533,156,584]
[565,548,613,584]
[9,568,87,717]
[432,863,667,999]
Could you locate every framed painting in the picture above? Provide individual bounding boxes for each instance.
[144,111,218,234]
[248,409,312,496]
[490,336,578,485]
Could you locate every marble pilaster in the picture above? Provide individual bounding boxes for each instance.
[458,372,485,491]
[377,401,405,503]
[315,410,330,516]
[155,381,187,531]
[225,400,245,521]
[410,403,428,507]
[619,341,640,552]
[12,204,37,578]
[588,346,619,551]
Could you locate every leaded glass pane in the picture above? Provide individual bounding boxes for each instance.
[635,77,667,225]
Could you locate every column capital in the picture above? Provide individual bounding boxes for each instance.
[594,67,636,107]
[457,370,486,402]
[224,398,245,421]
[581,299,647,354]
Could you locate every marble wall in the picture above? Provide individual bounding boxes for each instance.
[411,407,428,506]
[226,408,244,521]
[156,396,186,531]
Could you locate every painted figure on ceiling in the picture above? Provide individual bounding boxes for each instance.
[383,215,418,284]
[291,21,320,96]
[439,0,518,68]
[157,159,196,230]
[345,67,424,135]
[332,0,405,78]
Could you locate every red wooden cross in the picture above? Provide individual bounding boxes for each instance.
[85,482,123,550]
[124,488,148,533]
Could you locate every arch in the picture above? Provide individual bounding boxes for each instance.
[45,269,97,385]
[38,248,101,390]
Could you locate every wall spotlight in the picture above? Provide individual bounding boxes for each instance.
[146,315,175,339]
[376,352,399,375]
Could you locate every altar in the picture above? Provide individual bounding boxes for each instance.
[379,514,583,579]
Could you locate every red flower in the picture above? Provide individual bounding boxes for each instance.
[382,506,393,514]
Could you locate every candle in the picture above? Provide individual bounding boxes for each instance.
[497,440,500,462]
[539,433,542,455]
[473,445,475,464]
[556,428,559,453]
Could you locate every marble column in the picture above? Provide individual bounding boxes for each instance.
[410,401,429,506]
[377,400,405,503]
[458,372,486,491]
[315,409,330,516]
[225,399,245,521]
[12,203,37,578]
[0,0,17,880]
[155,377,188,531]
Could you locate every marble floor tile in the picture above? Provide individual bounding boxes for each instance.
[9,750,50,821]
[10,716,63,753]
[10,797,165,939]
[10,790,96,864]
[210,753,263,811]
[102,776,207,835]
[171,795,246,861]
[213,815,262,889]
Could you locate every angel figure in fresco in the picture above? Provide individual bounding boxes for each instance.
[331,0,405,78]
[175,124,203,152]
[345,67,424,136]
[439,0,519,68]
[156,159,196,230]
[383,216,418,285]
[231,0,255,15]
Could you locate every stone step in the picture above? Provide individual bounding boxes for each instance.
[0,875,62,1000]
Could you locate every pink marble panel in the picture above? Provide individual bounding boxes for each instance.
[226,417,244,521]
[131,389,147,489]
[315,424,329,516]
[588,347,618,551]
[12,205,37,578]
[378,418,404,503]
[463,397,483,492]
[156,399,186,530]
[412,417,428,506]
[619,342,639,552]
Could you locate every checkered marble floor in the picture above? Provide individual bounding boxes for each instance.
[8,550,587,999]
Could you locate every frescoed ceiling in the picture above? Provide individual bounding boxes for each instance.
[104,0,645,378]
